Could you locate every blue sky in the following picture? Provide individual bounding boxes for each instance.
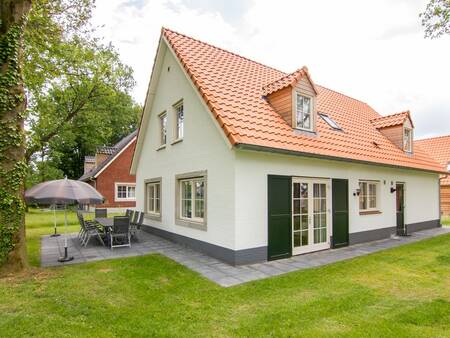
[92,0,450,139]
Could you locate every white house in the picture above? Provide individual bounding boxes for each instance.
[130,28,444,265]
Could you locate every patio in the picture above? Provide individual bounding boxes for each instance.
[41,226,450,287]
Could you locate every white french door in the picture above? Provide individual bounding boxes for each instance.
[292,177,331,255]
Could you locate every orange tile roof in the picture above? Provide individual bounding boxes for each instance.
[415,135,450,184]
[262,67,318,96]
[160,28,444,173]
[370,111,413,129]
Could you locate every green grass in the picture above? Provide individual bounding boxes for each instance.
[0,210,449,337]
[442,216,450,226]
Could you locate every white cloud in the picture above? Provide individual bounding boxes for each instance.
[92,0,450,138]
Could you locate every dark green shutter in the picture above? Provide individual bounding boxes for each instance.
[332,179,349,248]
[268,175,292,260]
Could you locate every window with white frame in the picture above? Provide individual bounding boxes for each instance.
[115,183,136,201]
[179,177,205,222]
[404,128,412,152]
[359,181,378,211]
[295,93,313,131]
[159,112,167,146]
[146,181,161,216]
[174,101,184,140]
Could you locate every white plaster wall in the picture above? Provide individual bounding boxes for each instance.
[234,150,440,250]
[135,45,236,249]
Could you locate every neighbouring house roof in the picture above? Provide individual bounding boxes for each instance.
[415,135,450,185]
[370,111,414,129]
[134,28,445,174]
[97,146,117,155]
[79,130,137,182]
[84,156,95,163]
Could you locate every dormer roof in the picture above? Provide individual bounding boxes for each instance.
[370,111,414,129]
[262,67,319,96]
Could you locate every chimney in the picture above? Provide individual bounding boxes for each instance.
[84,156,96,174]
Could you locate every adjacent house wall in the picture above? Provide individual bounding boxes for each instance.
[135,44,236,251]
[441,185,450,216]
[94,139,136,208]
[234,149,440,252]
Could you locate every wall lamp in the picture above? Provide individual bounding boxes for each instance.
[353,188,361,196]
[390,187,397,193]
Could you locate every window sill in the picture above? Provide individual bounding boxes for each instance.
[156,144,166,151]
[171,138,183,145]
[144,213,161,221]
[359,210,381,215]
[114,198,136,202]
[293,128,317,137]
[175,218,207,231]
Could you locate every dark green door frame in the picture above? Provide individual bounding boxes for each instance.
[332,179,349,248]
[267,175,292,260]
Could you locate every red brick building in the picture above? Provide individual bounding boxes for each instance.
[80,131,137,210]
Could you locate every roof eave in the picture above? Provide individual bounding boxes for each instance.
[234,143,446,175]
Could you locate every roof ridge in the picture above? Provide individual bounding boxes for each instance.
[162,27,285,75]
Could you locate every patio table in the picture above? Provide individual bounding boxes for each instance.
[95,217,114,230]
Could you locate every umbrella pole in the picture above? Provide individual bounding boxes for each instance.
[50,204,60,237]
[58,204,74,263]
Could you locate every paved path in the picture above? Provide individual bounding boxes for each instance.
[41,227,450,287]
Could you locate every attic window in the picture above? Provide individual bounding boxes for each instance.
[403,128,412,152]
[319,113,342,131]
[295,93,313,131]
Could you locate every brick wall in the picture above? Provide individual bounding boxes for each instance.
[94,139,136,208]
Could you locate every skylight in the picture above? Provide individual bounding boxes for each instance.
[319,113,342,131]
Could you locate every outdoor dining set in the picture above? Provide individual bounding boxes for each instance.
[77,209,144,250]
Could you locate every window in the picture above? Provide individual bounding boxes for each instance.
[295,93,313,131]
[115,183,136,201]
[180,178,205,221]
[359,181,378,212]
[404,128,412,152]
[174,101,184,140]
[319,113,342,131]
[146,180,161,216]
[159,112,167,146]
[175,171,207,230]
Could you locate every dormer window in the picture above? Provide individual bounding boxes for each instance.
[404,127,412,152]
[295,93,313,131]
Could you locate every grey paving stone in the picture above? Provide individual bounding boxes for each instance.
[40,227,450,287]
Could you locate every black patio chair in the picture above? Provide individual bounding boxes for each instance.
[77,211,105,247]
[125,209,135,223]
[95,208,107,218]
[130,211,144,239]
[109,216,131,250]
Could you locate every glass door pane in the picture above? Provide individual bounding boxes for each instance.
[293,182,309,248]
[313,183,327,244]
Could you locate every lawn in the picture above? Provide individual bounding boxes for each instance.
[0,211,449,337]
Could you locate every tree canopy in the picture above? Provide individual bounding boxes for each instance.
[24,0,141,184]
[421,0,450,38]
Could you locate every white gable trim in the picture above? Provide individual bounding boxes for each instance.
[94,136,137,179]
[130,34,232,174]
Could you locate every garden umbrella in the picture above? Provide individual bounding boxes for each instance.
[25,177,104,262]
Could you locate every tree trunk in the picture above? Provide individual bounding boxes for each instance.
[0,0,32,273]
